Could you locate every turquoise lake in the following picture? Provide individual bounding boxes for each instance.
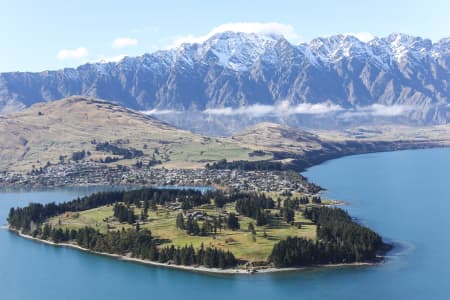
[1,148,450,299]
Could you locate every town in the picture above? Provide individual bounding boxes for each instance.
[0,161,321,194]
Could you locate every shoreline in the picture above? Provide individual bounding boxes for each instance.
[1,147,404,276]
[5,227,383,275]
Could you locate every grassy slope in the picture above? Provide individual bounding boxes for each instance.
[0,96,262,171]
[47,202,316,262]
[3,97,450,173]
[232,122,450,156]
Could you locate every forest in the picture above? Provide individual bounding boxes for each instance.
[269,206,384,267]
[32,224,237,268]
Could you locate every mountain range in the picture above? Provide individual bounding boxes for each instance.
[0,32,449,134]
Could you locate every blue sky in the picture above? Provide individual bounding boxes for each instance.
[1,0,449,72]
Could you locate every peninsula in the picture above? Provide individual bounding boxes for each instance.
[3,97,448,274]
[7,187,389,273]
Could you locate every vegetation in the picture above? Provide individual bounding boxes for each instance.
[269,206,384,267]
[95,142,144,159]
[8,188,386,269]
[113,203,136,224]
[235,193,274,226]
[35,224,237,268]
[227,213,240,230]
[7,188,212,233]
[207,159,287,171]
[206,158,312,172]
[71,150,87,161]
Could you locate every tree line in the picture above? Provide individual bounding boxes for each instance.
[206,159,287,171]
[27,224,237,269]
[7,188,216,233]
[270,206,384,267]
[206,158,312,172]
[175,212,239,236]
[235,193,274,226]
[8,188,281,234]
[95,142,144,159]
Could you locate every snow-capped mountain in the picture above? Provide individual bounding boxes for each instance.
[0,31,449,129]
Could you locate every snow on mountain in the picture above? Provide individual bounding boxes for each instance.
[0,31,449,128]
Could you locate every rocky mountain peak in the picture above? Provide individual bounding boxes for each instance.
[0,32,449,133]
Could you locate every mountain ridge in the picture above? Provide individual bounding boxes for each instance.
[1,31,449,130]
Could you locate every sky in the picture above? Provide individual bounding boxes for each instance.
[0,0,449,72]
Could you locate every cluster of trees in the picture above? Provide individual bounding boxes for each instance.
[7,188,212,233]
[275,196,316,211]
[206,159,287,171]
[280,200,295,223]
[270,207,384,267]
[176,213,237,236]
[122,188,211,209]
[299,196,310,205]
[305,207,382,257]
[158,244,237,268]
[29,166,45,176]
[207,157,316,172]
[178,215,201,235]
[95,142,144,159]
[100,156,119,163]
[227,213,240,230]
[248,150,267,157]
[113,203,136,224]
[9,187,318,239]
[235,193,274,226]
[9,188,257,236]
[71,150,88,161]
[29,224,237,269]
[311,196,321,204]
[134,160,162,169]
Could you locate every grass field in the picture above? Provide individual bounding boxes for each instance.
[48,201,316,262]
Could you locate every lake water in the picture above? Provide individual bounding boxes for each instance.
[1,148,450,299]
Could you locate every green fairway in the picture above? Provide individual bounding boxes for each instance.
[48,201,316,262]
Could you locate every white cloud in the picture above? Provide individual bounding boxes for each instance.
[344,32,375,42]
[57,47,88,60]
[282,102,343,115]
[95,54,127,63]
[112,37,138,48]
[340,104,415,118]
[141,109,180,115]
[203,101,342,117]
[204,104,274,117]
[141,103,413,119]
[168,22,301,48]
[361,104,413,116]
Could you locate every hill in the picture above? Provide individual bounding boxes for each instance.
[0,96,255,171]
[1,97,450,175]
[230,122,450,170]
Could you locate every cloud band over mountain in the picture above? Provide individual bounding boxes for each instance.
[142,103,415,118]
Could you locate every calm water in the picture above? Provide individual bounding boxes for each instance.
[1,148,450,299]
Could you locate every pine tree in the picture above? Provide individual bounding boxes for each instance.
[227,213,240,230]
[248,222,256,235]
[176,213,185,230]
